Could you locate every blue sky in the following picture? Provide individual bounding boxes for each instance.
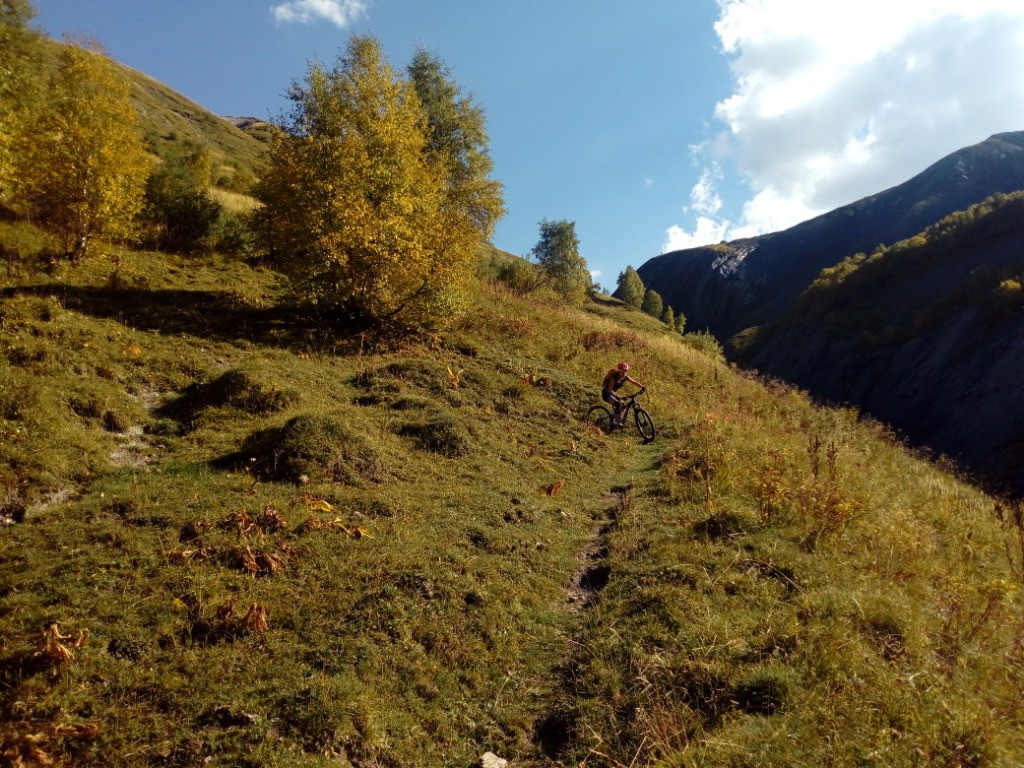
[32,0,1024,290]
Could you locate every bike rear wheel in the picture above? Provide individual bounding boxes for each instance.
[634,407,656,442]
[586,404,615,434]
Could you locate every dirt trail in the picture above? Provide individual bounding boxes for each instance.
[565,484,630,612]
[530,442,661,762]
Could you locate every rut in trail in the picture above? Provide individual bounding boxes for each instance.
[530,436,661,761]
[564,484,630,612]
[531,482,634,761]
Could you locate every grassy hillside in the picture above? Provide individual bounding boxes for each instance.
[759,191,1024,348]
[730,192,1024,495]
[125,64,269,192]
[1,224,1023,767]
[34,37,270,193]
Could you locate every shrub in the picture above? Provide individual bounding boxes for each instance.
[680,331,723,360]
[211,210,256,258]
[227,414,386,484]
[495,257,542,295]
[397,412,471,456]
[141,146,223,254]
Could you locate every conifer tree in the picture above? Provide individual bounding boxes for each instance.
[5,39,149,258]
[406,47,505,241]
[614,265,645,308]
[256,35,483,330]
[662,305,675,329]
[674,311,686,335]
[641,288,664,318]
[531,219,591,305]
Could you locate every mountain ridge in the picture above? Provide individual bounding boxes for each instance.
[637,130,1024,340]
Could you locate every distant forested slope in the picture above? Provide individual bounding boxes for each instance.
[731,192,1024,494]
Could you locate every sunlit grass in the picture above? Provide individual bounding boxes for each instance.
[1,222,1022,766]
[209,187,261,214]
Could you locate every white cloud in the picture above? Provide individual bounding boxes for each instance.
[732,187,819,239]
[663,216,732,252]
[689,164,723,216]
[666,0,1024,250]
[272,0,367,28]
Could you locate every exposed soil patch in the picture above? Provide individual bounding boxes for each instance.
[109,389,172,468]
[565,484,628,612]
[109,425,153,467]
[27,487,77,513]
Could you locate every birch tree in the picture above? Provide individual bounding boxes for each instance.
[6,40,149,258]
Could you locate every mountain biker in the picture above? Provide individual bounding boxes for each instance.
[602,362,644,425]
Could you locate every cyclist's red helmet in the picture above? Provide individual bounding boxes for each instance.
[617,362,629,372]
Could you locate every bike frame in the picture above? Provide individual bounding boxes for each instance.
[611,386,645,418]
[588,387,655,443]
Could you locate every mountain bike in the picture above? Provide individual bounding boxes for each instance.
[586,387,656,443]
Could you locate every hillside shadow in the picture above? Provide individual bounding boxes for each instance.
[0,284,370,353]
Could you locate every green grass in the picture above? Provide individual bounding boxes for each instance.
[33,38,269,193]
[1,223,1022,767]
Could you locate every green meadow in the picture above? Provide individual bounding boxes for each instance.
[2,227,1022,766]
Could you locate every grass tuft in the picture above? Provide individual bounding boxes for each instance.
[225,413,387,484]
[396,411,472,457]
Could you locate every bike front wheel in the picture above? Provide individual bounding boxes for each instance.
[585,404,615,434]
[634,407,656,443]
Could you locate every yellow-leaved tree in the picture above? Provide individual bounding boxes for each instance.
[6,39,149,259]
[256,35,502,332]
[0,0,42,205]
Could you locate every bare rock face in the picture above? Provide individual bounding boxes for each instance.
[223,115,267,130]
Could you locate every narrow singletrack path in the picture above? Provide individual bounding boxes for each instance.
[529,440,664,763]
